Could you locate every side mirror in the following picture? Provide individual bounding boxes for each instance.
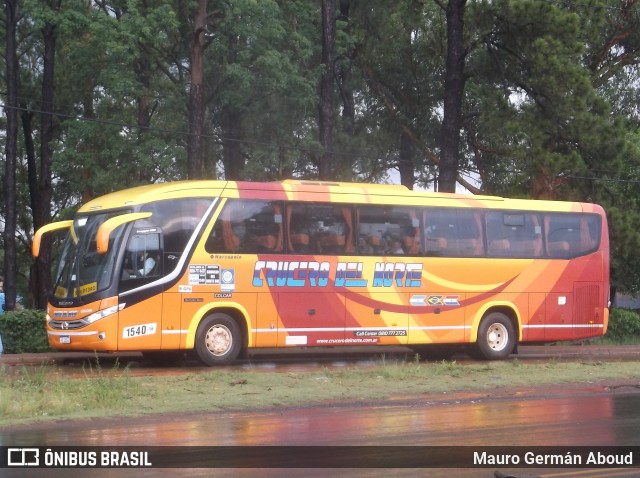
[96,212,152,254]
[32,220,74,257]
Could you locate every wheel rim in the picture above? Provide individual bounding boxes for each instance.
[205,324,233,356]
[486,323,509,352]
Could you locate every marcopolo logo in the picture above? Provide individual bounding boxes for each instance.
[7,448,40,466]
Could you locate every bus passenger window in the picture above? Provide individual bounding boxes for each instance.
[545,213,600,258]
[424,209,482,257]
[206,200,283,254]
[486,212,542,258]
[287,203,353,254]
[357,206,420,256]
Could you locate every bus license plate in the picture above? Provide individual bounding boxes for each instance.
[59,336,71,344]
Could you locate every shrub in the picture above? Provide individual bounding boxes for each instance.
[0,310,51,354]
[606,308,640,343]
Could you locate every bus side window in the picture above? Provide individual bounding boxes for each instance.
[288,203,353,255]
[486,212,542,258]
[245,203,283,253]
[424,209,482,257]
[545,213,599,258]
[206,200,283,254]
[580,215,600,252]
[287,204,311,253]
[356,206,419,256]
[121,228,162,282]
[424,209,449,256]
[142,198,213,273]
[486,212,511,257]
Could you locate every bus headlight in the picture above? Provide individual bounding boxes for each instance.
[85,304,125,324]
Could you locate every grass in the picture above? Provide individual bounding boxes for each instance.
[1,355,640,426]
[592,336,640,345]
[0,358,136,422]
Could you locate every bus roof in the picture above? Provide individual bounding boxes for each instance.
[76,180,601,215]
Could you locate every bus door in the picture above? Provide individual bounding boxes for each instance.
[117,225,164,350]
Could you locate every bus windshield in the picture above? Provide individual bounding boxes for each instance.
[53,212,127,301]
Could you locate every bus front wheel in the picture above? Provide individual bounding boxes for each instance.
[472,312,516,360]
[195,313,242,366]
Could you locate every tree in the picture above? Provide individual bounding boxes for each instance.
[3,0,20,311]
[463,0,620,198]
[318,0,336,180]
[435,0,467,193]
[2,0,640,302]
[56,0,185,198]
[29,0,60,309]
[187,0,207,179]
[354,0,444,189]
[204,0,320,181]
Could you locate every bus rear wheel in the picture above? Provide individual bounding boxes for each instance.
[472,312,516,360]
[195,313,242,366]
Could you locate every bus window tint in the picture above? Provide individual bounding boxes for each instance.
[121,227,162,282]
[287,203,353,254]
[424,209,483,257]
[207,200,283,254]
[357,206,420,256]
[545,213,600,258]
[486,212,543,258]
[142,198,213,272]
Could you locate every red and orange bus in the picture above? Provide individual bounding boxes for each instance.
[33,180,609,364]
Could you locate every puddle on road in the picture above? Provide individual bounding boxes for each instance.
[2,391,639,448]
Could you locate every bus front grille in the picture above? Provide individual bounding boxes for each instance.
[49,319,88,330]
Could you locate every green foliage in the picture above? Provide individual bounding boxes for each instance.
[0,310,51,354]
[4,0,640,302]
[0,360,135,423]
[2,357,640,425]
[606,308,640,343]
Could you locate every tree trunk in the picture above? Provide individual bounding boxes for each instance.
[337,0,354,137]
[3,0,20,311]
[438,0,467,193]
[81,84,96,202]
[22,107,39,309]
[398,131,415,189]
[318,0,336,180]
[221,110,243,180]
[187,0,207,180]
[135,53,153,183]
[32,21,58,309]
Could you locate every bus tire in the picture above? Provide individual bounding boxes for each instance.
[195,313,242,366]
[472,312,516,360]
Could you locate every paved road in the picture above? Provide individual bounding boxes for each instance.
[1,385,639,477]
